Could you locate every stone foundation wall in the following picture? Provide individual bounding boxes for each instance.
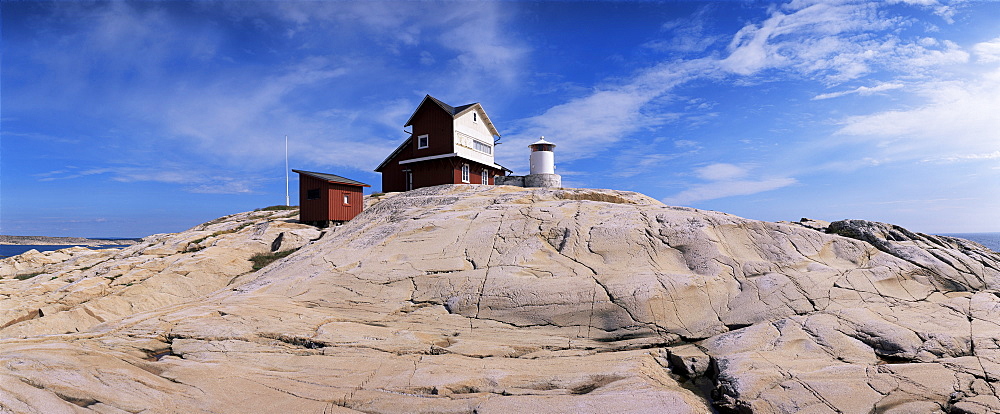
[495,175,524,187]
[524,173,561,188]
[495,174,561,188]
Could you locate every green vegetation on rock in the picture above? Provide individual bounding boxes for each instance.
[249,248,299,270]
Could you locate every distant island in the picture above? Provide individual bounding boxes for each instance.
[0,235,140,246]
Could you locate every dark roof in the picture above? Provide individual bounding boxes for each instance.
[425,95,478,116]
[405,95,478,127]
[292,170,371,187]
[402,95,500,137]
[452,103,477,115]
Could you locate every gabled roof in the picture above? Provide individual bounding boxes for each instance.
[403,94,501,137]
[292,170,371,187]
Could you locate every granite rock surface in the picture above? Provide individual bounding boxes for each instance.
[1,185,998,413]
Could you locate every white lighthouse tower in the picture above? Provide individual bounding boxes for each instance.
[529,137,556,174]
[524,136,561,188]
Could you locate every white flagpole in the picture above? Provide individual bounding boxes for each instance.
[285,135,290,207]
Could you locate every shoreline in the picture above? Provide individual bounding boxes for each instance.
[0,235,141,246]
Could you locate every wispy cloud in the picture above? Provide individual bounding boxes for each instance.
[923,151,1000,163]
[497,57,713,170]
[813,82,905,100]
[8,1,530,190]
[720,0,895,81]
[34,165,267,194]
[695,163,749,181]
[663,177,798,206]
[7,0,994,214]
[718,0,970,83]
[499,0,989,204]
[611,150,689,179]
[661,163,796,205]
[643,5,721,54]
[836,68,1000,159]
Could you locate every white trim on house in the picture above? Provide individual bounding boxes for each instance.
[417,134,429,149]
[398,153,459,164]
[398,152,504,170]
[461,163,470,183]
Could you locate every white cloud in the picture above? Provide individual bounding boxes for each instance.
[696,163,748,181]
[498,0,978,178]
[644,6,721,53]
[924,151,1000,163]
[13,1,531,190]
[661,162,796,205]
[439,5,527,89]
[717,0,969,83]
[973,36,1000,63]
[496,58,713,171]
[898,39,969,67]
[812,82,905,100]
[663,177,798,206]
[720,1,893,79]
[836,68,1000,159]
[890,0,957,23]
[188,181,256,194]
[264,1,529,94]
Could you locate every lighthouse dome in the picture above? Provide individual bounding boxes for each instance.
[529,136,556,149]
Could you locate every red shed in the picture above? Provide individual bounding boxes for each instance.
[375,95,510,192]
[293,170,371,227]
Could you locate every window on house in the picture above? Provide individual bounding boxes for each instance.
[417,134,429,149]
[482,168,489,185]
[343,193,350,205]
[405,170,413,191]
[473,140,492,154]
[473,112,477,122]
[306,189,321,200]
[461,164,470,183]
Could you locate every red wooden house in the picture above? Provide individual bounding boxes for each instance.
[293,169,370,227]
[375,95,508,192]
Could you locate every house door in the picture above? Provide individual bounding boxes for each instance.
[405,171,413,191]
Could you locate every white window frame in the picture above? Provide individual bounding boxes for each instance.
[482,168,489,185]
[461,164,470,183]
[473,139,492,154]
[417,134,429,149]
[343,193,350,205]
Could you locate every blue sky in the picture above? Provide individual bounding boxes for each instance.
[3,0,999,237]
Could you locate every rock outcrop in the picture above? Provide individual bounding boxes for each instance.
[1,185,998,413]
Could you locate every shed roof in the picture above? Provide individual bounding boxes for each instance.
[292,170,371,187]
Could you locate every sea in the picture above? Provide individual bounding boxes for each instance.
[0,244,130,259]
[938,232,1000,253]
